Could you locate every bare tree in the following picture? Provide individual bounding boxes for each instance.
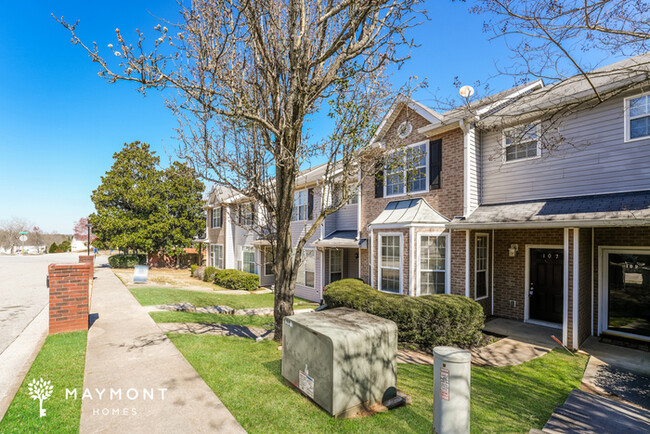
[55,0,425,340]
[0,217,32,253]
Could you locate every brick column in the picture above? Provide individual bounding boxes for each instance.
[78,255,94,267]
[48,263,91,334]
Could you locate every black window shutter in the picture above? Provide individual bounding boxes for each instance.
[429,139,442,190]
[374,163,384,198]
[210,209,213,228]
[219,207,223,227]
[251,204,256,225]
[308,188,314,220]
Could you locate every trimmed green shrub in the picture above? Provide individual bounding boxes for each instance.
[213,269,260,291]
[190,264,198,277]
[59,240,71,252]
[108,254,147,268]
[204,266,218,282]
[323,279,484,349]
[48,243,58,254]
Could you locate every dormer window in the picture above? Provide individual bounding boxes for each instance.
[503,124,540,162]
[626,93,650,141]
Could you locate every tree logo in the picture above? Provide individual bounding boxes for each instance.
[27,378,53,417]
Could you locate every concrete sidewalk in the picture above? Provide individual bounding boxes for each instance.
[80,267,244,433]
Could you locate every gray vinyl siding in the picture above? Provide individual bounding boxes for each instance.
[467,125,480,213]
[481,94,650,204]
[292,186,323,302]
[324,203,359,236]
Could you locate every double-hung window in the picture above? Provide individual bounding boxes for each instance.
[380,235,401,293]
[627,94,650,141]
[419,234,447,295]
[211,207,222,228]
[264,247,274,276]
[210,244,224,269]
[241,246,255,274]
[385,142,428,196]
[503,124,539,162]
[240,204,253,226]
[329,249,343,283]
[475,234,489,299]
[296,249,315,287]
[292,190,308,221]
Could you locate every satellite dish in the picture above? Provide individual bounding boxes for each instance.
[459,85,475,98]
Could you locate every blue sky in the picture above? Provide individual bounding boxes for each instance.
[0,1,607,233]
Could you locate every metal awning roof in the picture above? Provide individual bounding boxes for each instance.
[369,199,449,227]
[312,230,367,249]
[448,190,650,229]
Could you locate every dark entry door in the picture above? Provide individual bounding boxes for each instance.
[529,249,564,323]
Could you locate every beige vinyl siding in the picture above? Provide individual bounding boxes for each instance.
[481,94,650,204]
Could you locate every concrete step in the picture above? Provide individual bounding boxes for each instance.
[543,389,650,433]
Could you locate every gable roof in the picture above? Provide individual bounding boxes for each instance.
[370,95,444,145]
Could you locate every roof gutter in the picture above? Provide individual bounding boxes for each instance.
[446,218,650,230]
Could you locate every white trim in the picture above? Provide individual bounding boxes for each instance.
[563,229,569,346]
[409,227,415,296]
[292,189,309,222]
[524,244,564,323]
[416,232,451,296]
[209,244,225,269]
[378,232,403,294]
[502,123,542,164]
[598,245,650,342]
[262,246,273,276]
[370,223,447,230]
[370,228,374,288]
[448,217,650,230]
[526,319,563,330]
[384,140,430,199]
[623,91,650,143]
[572,229,579,349]
[474,232,490,301]
[296,247,316,288]
[329,249,344,283]
[491,229,495,316]
[211,206,222,228]
[591,228,594,336]
[465,230,470,298]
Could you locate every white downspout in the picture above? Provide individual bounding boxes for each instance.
[491,229,495,316]
[370,227,374,288]
[465,229,470,298]
[409,226,415,296]
[591,227,594,336]
[460,119,470,218]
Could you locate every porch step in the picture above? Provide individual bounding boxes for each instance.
[543,389,650,433]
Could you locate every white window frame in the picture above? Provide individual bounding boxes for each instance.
[598,246,650,342]
[211,207,222,228]
[384,140,429,198]
[624,91,650,142]
[241,246,256,274]
[292,190,308,221]
[329,249,344,283]
[240,203,253,226]
[416,232,450,296]
[502,123,541,163]
[209,244,224,269]
[378,233,403,294]
[474,233,489,300]
[296,248,315,287]
[263,247,274,276]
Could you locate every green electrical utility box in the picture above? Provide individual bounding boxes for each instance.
[281,308,398,417]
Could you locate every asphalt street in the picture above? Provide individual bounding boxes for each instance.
[0,252,85,355]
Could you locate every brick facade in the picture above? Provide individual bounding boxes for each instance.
[360,106,466,295]
[48,262,91,334]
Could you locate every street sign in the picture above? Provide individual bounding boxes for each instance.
[19,235,27,242]
[19,231,28,235]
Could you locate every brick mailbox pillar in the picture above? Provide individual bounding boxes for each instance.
[78,255,94,267]
[48,263,92,334]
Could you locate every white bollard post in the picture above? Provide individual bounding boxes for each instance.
[433,346,471,434]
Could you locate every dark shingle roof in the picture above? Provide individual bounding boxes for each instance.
[449,190,650,228]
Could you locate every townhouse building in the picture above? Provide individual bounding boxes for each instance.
[205,53,650,351]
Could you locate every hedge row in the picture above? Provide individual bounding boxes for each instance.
[108,254,147,268]
[323,279,484,349]
[213,269,260,291]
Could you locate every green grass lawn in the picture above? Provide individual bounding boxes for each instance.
[149,311,275,329]
[0,331,87,433]
[130,287,316,310]
[168,334,587,433]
